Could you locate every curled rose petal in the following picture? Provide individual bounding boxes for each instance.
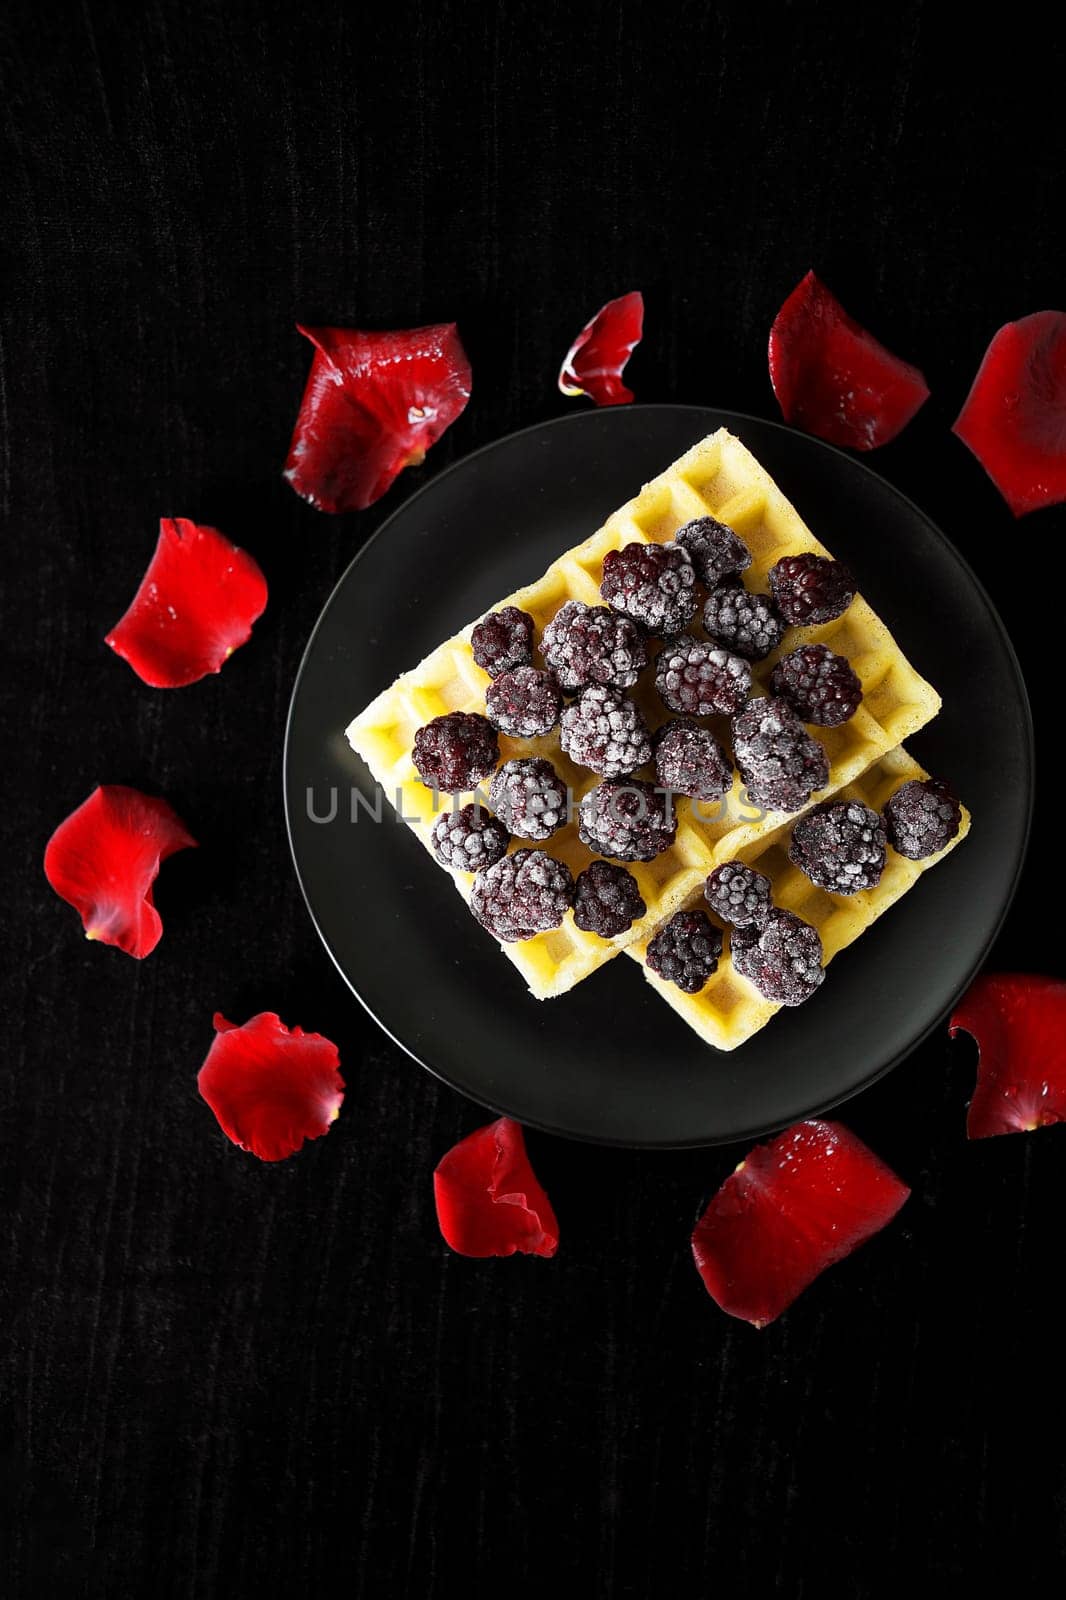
[434,1117,559,1258]
[951,312,1066,516]
[198,1013,345,1162]
[691,1120,910,1328]
[558,291,644,407]
[769,270,930,450]
[284,322,472,512]
[106,518,268,688]
[44,785,197,959]
[949,973,1066,1138]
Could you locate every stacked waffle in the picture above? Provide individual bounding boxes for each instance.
[346,429,963,1044]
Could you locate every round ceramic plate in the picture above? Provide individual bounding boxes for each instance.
[284,406,1032,1148]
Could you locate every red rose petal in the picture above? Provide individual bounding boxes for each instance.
[951,312,1066,516]
[198,1012,345,1162]
[949,973,1066,1138]
[284,321,472,512]
[106,518,268,688]
[44,785,197,959]
[558,291,644,407]
[433,1117,559,1258]
[691,1119,910,1328]
[768,270,930,450]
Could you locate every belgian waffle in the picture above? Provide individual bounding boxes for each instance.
[346,428,941,999]
[629,745,971,1050]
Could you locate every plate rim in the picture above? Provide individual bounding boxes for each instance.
[283,404,1034,1148]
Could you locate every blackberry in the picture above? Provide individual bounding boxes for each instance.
[560,686,652,777]
[646,910,723,994]
[470,849,574,943]
[655,636,751,717]
[882,779,962,860]
[674,516,753,588]
[489,758,569,842]
[578,779,677,862]
[654,720,732,802]
[471,606,534,677]
[541,600,647,693]
[704,862,773,929]
[770,644,863,727]
[769,554,855,626]
[703,583,786,661]
[485,666,562,738]
[731,910,825,1006]
[413,711,499,793]
[430,804,510,873]
[789,801,887,894]
[572,860,646,938]
[600,541,698,635]
[732,697,829,813]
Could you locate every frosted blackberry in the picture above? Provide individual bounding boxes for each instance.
[600,541,698,635]
[471,606,534,677]
[883,779,962,860]
[769,554,855,626]
[731,910,825,1006]
[770,644,862,727]
[413,711,499,793]
[789,801,887,894]
[732,697,829,813]
[705,862,773,929]
[470,849,574,943]
[674,515,752,588]
[578,779,677,862]
[572,860,646,938]
[646,910,723,994]
[485,667,562,738]
[430,804,510,872]
[654,720,732,802]
[655,636,751,717]
[560,686,652,777]
[541,600,647,693]
[489,758,569,841]
[703,583,786,661]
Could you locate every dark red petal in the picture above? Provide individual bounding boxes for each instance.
[949,973,1066,1138]
[951,312,1066,516]
[558,291,644,407]
[433,1117,559,1258]
[284,322,472,512]
[43,785,197,959]
[106,518,268,688]
[769,270,930,450]
[198,1012,345,1162]
[691,1119,910,1328]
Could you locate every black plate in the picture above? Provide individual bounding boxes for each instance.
[284,406,1032,1148]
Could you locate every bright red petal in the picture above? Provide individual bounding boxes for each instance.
[949,973,1066,1138]
[106,518,268,688]
[691,1120,910,1328]
[284,322,472,512]
[952,312,1066,516]
[198,1012,345,1162]
[558,291,644,407]
[769,270,930,450]
[433,1117,559,1258]
[44,785,197,958]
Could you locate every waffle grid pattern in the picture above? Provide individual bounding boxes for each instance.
[346,429,942,1000]
[629,746,972,1050]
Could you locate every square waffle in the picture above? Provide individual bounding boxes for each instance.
[628,745,971,1050]
[346,428,942,1000]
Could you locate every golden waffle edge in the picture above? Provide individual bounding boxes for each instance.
[346,428,942,1000]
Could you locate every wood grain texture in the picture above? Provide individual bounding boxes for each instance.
[1,2,1063,1593]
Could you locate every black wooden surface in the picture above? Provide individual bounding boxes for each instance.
[2,4,1062,1594]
